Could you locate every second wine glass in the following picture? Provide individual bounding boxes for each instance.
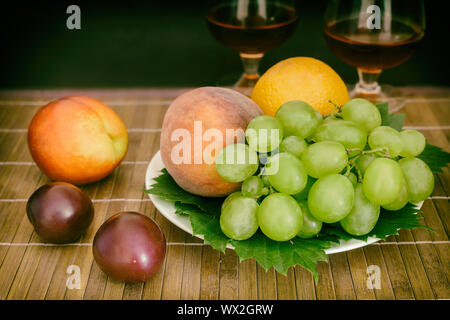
[324,0,425,112]
[207,0,298,95]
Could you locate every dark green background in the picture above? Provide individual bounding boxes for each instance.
[1,1,448,88]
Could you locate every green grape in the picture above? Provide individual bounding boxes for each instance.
[296,200,322,239]
[216,143,258,182]
[241,176,268,198]
[307,174,354,223]
[220,195,259,240]
[399,157,434,203]
[275,100,320,138]
[292,177,316,201]
[368,126,403,158]
[399,130,426,157]
[221,191,242,211]
[315,110,324,124]
[266,152,308,194]
[246,115,283,152]
[279,136,307,158]
[312,120,367,155]
[301,141,348,178]
[340,184,380,236]
[342,98,381,132]
[258,193,302,241]
[355,154,377,176]
[382,176,408,211]
[346,172,358,187]
[362,158,404,205]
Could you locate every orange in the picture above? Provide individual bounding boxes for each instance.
[251,57,350,116]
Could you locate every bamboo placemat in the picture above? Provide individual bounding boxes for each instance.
[0,88,448,300]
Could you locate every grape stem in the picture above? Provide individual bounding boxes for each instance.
[354,165,363,183]
[346,148,363,155]
[363,147,391,158]
[327,100,343,114]
[324,100,344,121]
[343,156,359,177]
[346,147,390,159]
[344,147,391,182]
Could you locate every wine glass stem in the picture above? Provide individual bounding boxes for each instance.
[355,68,382,95]
[240,53,263,80]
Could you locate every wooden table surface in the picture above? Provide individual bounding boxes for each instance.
[0,88,449,300]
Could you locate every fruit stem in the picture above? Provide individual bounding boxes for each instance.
[362,147,391,158]
[346,148,363,156]
[347,147,390,160]
[344,155,359,176]
[327,100,343,114]
[354,164,363,183]
[344,164,352,177]
[344,146,390,181]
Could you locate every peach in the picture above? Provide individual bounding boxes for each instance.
[160,87,262,197]
[28,96,128,185]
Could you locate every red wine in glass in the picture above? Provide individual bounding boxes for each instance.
[206,0,298,95]
[207,2,298,54]
[323,0,425,112]
[324,18,424,74]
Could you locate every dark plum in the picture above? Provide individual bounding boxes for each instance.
[26,182,94,243]
[93,212,166,283]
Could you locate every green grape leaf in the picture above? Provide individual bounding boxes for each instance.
[146,171,334,279]
[321,203,433,242]
[174,206,189,217]
[144,169,433,282]
[175,201,334,279]
[418,143,450,173]
[376,102,405,131]
[174,202,229,253]
[231,232,333,281]
[370,204,433,239]
[143,169,223,215]
[320,225,358,241]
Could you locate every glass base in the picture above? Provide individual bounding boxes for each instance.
[214,72,259,97]
[233,74,259,96]
[348,84,406,113]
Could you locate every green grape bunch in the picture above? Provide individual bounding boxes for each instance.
[215,99,434,242]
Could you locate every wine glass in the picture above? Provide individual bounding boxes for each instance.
[206,0,298,96]
[324,0,425,112]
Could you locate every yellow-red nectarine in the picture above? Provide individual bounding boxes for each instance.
[28,96,128,185]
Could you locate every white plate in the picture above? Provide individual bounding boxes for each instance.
[145,150,422,254]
